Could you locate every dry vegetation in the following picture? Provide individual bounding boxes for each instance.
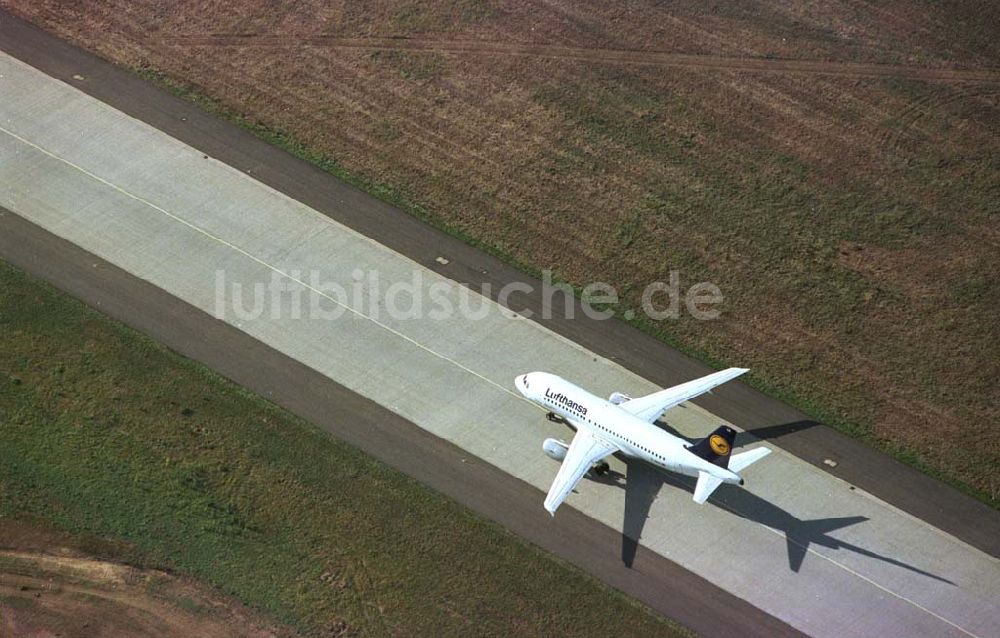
[4,1,998,501]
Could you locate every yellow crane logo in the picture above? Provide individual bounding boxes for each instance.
[709,434,731,456]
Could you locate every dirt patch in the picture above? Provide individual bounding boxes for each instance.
[0,520,294,638]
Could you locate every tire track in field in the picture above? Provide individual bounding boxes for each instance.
[877,86,1000,150]
[158,35,1000,83]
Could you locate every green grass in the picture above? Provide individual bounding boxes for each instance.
[0,595,35,610]
[0,260,693,638]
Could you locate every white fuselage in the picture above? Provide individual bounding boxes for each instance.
[516,372,741,483]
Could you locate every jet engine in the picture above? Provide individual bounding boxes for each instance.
[543,438,610,475]
[608,391,632,405]
[542,438,569,461]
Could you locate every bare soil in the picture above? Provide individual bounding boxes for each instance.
[0,520,292,638]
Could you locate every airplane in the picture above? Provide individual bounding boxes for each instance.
[514,368,771,515]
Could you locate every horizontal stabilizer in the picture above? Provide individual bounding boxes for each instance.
[693,471,724,504]
[729,447,771,473]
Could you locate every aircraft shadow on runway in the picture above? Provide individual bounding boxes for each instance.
[587,421,954,585]
[734,419,820,447]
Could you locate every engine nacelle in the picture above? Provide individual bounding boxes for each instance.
[608,391,632,405]
[542,438,569,462]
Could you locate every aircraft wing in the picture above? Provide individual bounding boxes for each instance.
[543,429,619,515]
[618,368,749,423]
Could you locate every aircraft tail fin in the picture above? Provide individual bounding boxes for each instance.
[693,471,724,504]
[687,425,736,468]
[691,445,770,505]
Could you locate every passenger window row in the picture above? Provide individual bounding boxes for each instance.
[545,398,665,462]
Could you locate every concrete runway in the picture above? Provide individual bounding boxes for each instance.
[1,16,998,638]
